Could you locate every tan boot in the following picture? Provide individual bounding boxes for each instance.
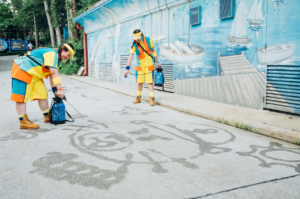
[20,114,40,130]
[150,97,155,106]
[44,114,50,123]
[133,95,141,104]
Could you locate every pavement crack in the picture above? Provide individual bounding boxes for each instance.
[188,174,300,199]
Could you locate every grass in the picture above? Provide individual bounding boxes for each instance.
[289,116,294,119]
[222,118,229,125]
[217,118,253,132]
[233,122,252,131]
[243,125,252,131]
[295,142,300,146]
[235,122,239,128]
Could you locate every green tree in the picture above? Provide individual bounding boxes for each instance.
[44,0,55,47]
[13,0,47,46]
[0,1,14,39]
[50,0,62,45]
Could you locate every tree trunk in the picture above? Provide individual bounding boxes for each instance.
[44,0,56,47]
[55,25,62,46]
[28,29,33,40]
[66,0,73,41]
[13,6,16,19]
[71,0,78,39]
[51,0,62,45]
[23,25,26,40]
[33,12,38,48]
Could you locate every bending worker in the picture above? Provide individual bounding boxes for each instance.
[11,43,75,129]
[124,29,161,106]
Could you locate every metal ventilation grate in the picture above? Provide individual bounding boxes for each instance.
[121,55,129,69]
[144,64,174,93]
[265,65,300,114]
[99,63,112,81]
[190,6,201,25]
[90,61,95,77]
[220,0,234,19]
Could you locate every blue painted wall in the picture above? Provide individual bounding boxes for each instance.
[75,0,300,112]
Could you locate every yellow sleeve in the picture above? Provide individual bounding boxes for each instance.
[43,51,58,68]
[130,46,136,54]
[150,39,155,49]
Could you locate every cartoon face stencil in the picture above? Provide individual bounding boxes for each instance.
[70,120,236,173]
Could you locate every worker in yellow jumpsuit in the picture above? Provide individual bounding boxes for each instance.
[124,29,161,106]
[11,43,75,129]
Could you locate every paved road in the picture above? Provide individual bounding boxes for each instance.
[1,56,300,199]
[0,55,18,72]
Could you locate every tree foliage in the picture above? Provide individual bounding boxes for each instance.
[1,0,101,74]
[59,0,101,75]
[0,1,14,38]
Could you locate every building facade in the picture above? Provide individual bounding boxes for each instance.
[74,0,300,114]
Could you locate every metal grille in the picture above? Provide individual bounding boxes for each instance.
[220,0,234,19]
[265,65,300,114]
[144,64,174,93]
[99,63,112,81]
[121,55,129,69]
[90,61,95,77]
[190,7,201,25]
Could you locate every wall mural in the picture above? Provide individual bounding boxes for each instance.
[76,0,299,111]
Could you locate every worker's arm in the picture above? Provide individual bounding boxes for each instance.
[126,54,134,67]
[151,48,161,67]
[50,68,65,99]
[124,53,134,76]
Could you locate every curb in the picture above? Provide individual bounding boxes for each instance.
[61,74,300,144]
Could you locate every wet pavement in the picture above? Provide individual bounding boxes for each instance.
[1,56,300,199]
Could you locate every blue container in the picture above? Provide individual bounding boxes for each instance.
[155,68,164,87]
[52,102,66,123]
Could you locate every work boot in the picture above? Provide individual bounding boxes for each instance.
[20,114,39,130]
[150,97,155,106]
[133,95,141,104]
[44,114,50,123]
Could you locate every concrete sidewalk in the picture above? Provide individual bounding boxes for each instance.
[62,75,300,144]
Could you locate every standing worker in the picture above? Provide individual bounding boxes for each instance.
[124,29,161,106]
[11,43,75,129]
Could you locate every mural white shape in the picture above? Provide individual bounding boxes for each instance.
[150,34,167,42]
[248,0,264,26]
[257,44,295,64]
[112,23,121,83]
[227,0,251,45]
[160,41,205,65]
[89,34,103,77]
